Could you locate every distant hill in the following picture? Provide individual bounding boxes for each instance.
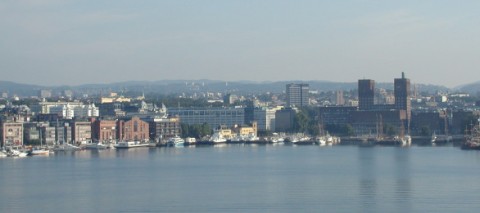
[455,81,480,95]
[0,81,46,97]
[0,80,451,97]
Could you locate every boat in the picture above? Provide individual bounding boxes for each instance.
[431,131,452,145]
[85,142,108,150]
[315,136,327,146]
[167,136,185,147]
[28,148,50,156]
[0,149,8,158]
[7,149,28,157]
[184,137,197,145]
[209,131,227,143]
[114,141,150,149]
[461,119,480,150]
[53,143,81,152]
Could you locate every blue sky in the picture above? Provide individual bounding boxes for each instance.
[1,0,479,87]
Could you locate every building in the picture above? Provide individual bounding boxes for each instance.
[232,121,258,137]
[117,116,149,141]
[286,83,309,107]
[72,121,92,143]
[0,121,23,147]
[33,101,99,119]
[394,72,412,120]
[40,126,56,146]
[92,119,117,142]
[358,79,375,110]
[275,108,296,132]
[252,107,277,132]
[335,90,345,106]
[168,107,245,130]
[147,116,181,141]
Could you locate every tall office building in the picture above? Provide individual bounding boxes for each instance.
[286,83,309,107]
[394,72,411,120]
[358,79,375,110]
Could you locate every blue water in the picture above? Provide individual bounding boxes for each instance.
[2,145,480,213]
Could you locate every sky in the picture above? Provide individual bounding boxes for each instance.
[1,0,479,88]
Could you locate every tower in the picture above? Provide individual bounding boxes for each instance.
[394,72,411,120]
[358,79,375,110]
[286,83,309,107]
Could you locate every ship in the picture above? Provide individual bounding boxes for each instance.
[461,119,480,150]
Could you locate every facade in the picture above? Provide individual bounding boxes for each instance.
[23,122,41,145]
[275,108,296,132]
[117,116,149,141]
[147,117,181,141]
[232,122,258,137]
[253,107,277,132]
[349,110,407,136]
[41,126,56,145]
[92,119,117,142]
[394,72,411,120]
[286,83,309,107]
[33,101,99,119]
[1,121,23,147]
[72,121,92,143]
[168,107,245,130]
[335,90,345,106]
[358,79,375,110]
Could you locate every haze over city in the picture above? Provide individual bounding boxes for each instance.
[1,1,479,87]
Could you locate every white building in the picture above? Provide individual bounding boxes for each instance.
[34,101,99,119]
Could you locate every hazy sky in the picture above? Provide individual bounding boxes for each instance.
[1,1,479,87]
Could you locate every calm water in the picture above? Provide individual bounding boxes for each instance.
[2,144,480,213]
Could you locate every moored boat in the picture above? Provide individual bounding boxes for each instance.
[167,136,185,147]
[114,141,150,149]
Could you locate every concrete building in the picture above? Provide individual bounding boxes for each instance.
[72,121,92,143]
[33,101,99,119]
[253,107,277,132]
[117,116,149,141]
[168,107,245,130]
[1,121,23,147]
[275,108,296,133]
[147,117,181,141]
[286,83,309,107]
[335,90,345,106]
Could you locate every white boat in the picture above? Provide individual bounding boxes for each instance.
[315,136,327,146]
[28,148,50,156]
[209,131,227,143]
[53,143,81,152]
[7,149,28,157]
[185,137,196,145]
[245,133,259,142]
[167,136,185,147]
[114,141,149,149]
[85,142,108,150]
[0,150,8,158]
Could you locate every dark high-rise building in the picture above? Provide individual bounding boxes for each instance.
[286,83,309,107]
[358,79,375,110]
[394,72,411,120]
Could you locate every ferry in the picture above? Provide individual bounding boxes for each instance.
[114,141,150,149]
[167,136,185,147]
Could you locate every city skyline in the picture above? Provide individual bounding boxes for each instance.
[1,1,480,87]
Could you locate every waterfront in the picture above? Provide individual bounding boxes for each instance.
[1,145,480,213]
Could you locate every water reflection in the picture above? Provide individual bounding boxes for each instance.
[358,147,377,212]
[394,148,412,212]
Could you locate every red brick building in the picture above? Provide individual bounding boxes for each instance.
[117,117,149,141]
[92,119,117,142]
